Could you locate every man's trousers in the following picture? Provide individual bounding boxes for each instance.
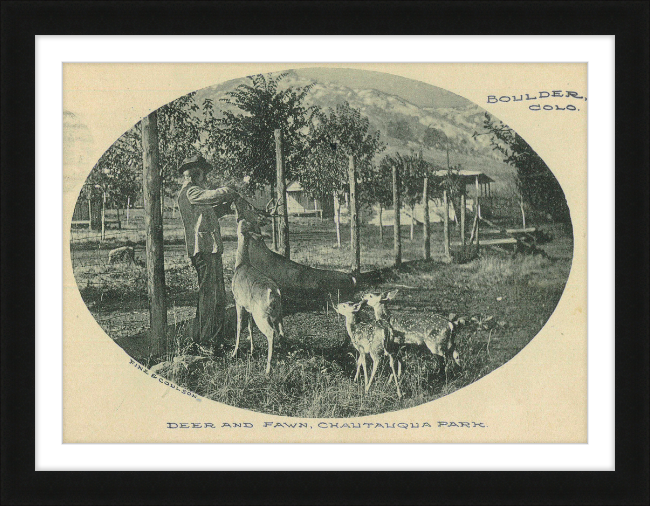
[190,252,226,347]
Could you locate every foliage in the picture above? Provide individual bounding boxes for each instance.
[378,151,432,209]
[204,73,317,190]
[360,159,393,210]
[387,119,413,144]
[82,127,141,207]
[81,93,203,207]
[298,102,385,201]
[475,113,570,222]
[156,93,203,199]
[422,126,447,150]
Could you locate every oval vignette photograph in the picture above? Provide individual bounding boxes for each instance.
[67,67,574,419]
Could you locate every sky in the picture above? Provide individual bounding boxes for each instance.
[293,67,471,109]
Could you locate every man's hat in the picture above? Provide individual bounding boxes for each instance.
[178,154,213,175]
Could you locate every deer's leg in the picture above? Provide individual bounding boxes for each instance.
[360,354,369,390]
[265,326,274,375]
[388,353,402,398]
[248,315,254,355]
[255,317,275,375]
[231,304,245,358]
[385,352,395,385]
[366,353,380,392]
[354,353,362,382]
[275,321,285,349]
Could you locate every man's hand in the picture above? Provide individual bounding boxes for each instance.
[231,177,251,195]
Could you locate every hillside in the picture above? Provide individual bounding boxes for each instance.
[193,70,517,192]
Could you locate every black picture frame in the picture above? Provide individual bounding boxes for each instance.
[2,1,648,504]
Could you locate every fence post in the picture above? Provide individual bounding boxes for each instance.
[393,162,401,268]
[348,155,360,275]
[475,176,481,253]
[142,111,167,356]
[443,189,450,259]
[460,191,466,246]
[423,176,430,260]
[101,192,106,241]
[88,199,92,230]
[275,129,290,259]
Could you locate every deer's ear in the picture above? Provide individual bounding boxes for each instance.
[384,290,399,301]
[353,300,367,311]
[249,232,263,241]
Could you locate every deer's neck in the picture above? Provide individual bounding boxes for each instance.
[235,234,249,269]
[374,304,390,322]
[344,315,357,337]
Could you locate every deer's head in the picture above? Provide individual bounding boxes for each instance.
[236,218,263,242]
[233,197,271,234]
[362,290,399,308]
[333,300,367,320]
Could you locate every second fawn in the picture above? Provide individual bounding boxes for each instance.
[333,300,402,398]
[363,290,461,370]
[231,218,284,375]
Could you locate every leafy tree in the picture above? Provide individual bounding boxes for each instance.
[359,160,393,241]
[400,152,429,240]
[156,93,203,207]
[205,73,317,191]
[387,119,413,144]
[299,102,384,247]
[79,91,205,236]
[475,113,570,223]
[422,127,447,150]
[81,127,142,236]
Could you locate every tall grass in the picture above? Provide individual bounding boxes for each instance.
[75,219,572,417]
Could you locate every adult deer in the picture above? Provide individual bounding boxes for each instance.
[333,299,402,398]
[363,290,461,370]
[231,198,356,295]
[231,217,284,375]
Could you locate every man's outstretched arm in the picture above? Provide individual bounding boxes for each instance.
[186,186,237,206]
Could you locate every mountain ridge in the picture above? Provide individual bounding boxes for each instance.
[193,71,517,191]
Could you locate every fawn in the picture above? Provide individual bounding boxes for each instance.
[231,218,284,375]
[333,300,402,398]
[363,290,461,370]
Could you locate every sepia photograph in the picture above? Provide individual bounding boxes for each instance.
[62,62,587,443]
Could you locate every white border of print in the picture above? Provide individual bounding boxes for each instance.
[37,35,614,471]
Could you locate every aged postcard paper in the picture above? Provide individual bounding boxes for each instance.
[63,62,586,443]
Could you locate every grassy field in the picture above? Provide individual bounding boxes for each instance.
[71,213,573,418]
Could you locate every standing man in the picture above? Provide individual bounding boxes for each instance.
[177,154,240,356]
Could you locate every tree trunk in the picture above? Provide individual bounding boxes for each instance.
[520,195,526,228]
[142,110,167,357]
[88,199,92,230]
[393,163,401,268]
[379,205,384,242]
[348,155,360,275]
[101,192,106,241]
[126,196,130,226]
[460,192,466,246]
[423,177,430,260]
[334,192,342,248]
[271,183,278,251]
[275,129,290,259]
[116,206,121,230]
[476,197,481,252]
[160,178,165,219]
[443,189,450,259]
[410,204,415,241]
